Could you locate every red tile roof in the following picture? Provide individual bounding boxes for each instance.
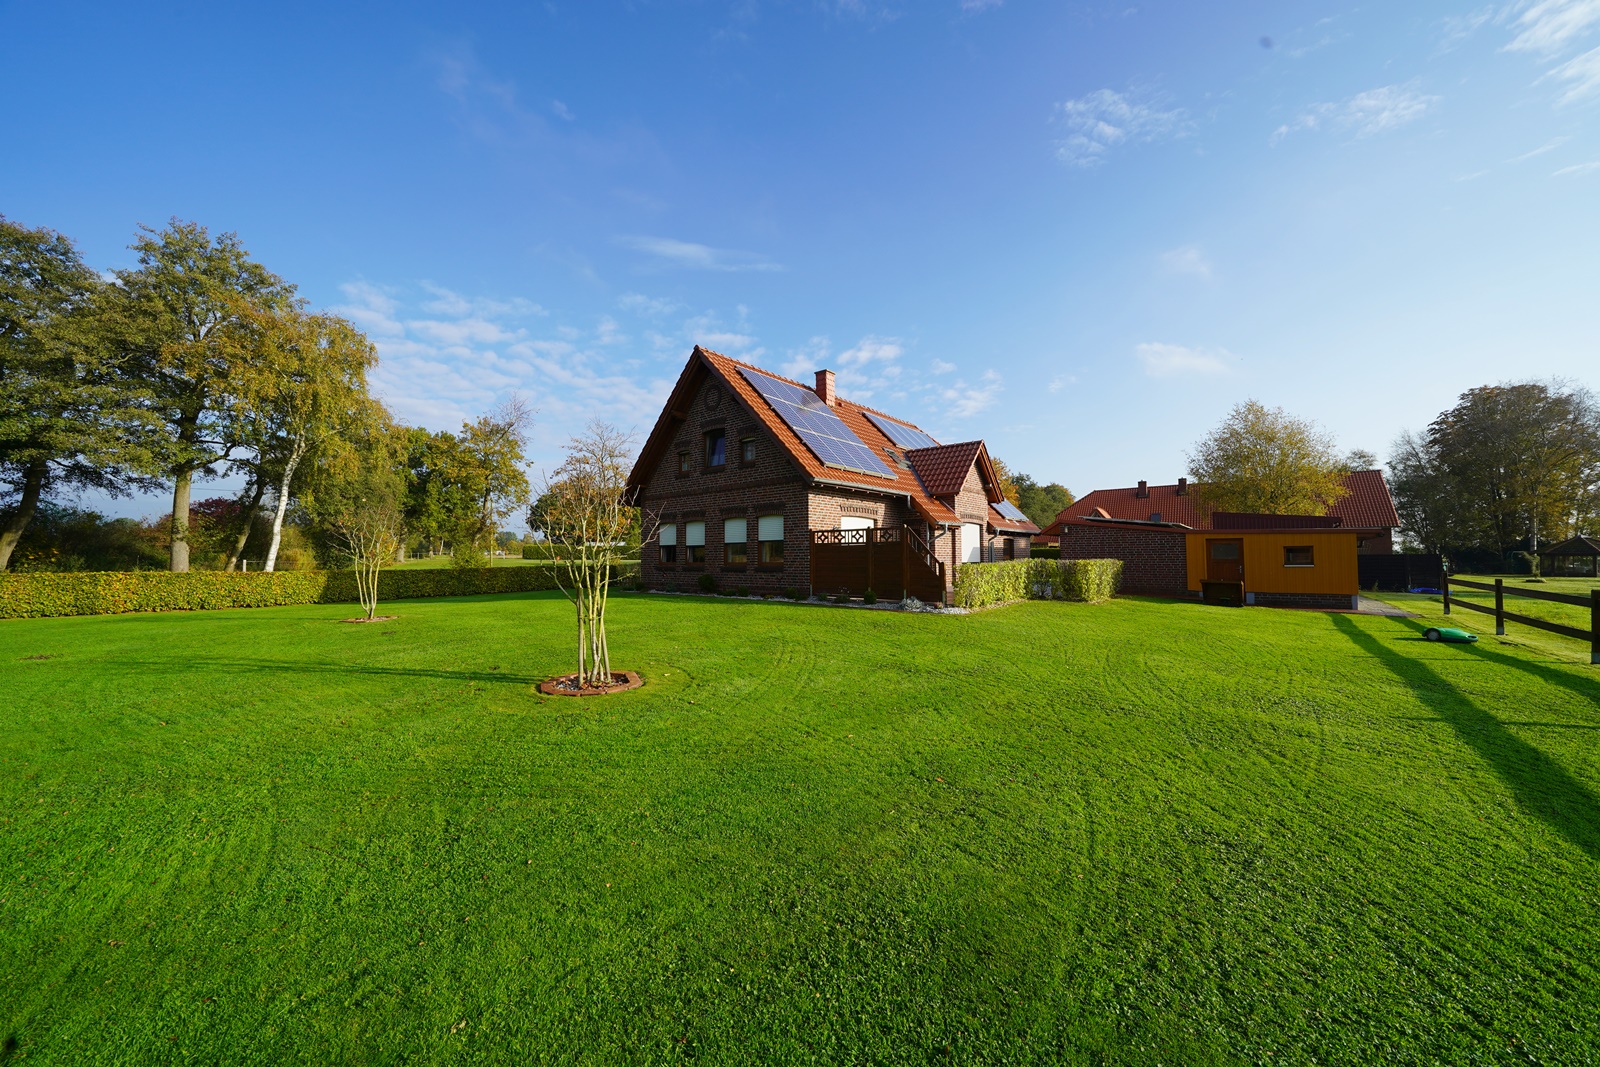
[1043,470,1400,535]
[629,347,981,527]
[905,441,984,497]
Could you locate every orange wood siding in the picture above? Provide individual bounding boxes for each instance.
[1186,531,1360,595]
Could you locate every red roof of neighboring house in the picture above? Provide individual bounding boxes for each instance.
[1042,470,1399,535]
[629,347,1012,528]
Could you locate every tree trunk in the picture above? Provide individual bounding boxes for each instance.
[170,470,193,573]
[0,460,48,571]
[225,479,268,572]
[264,440,307,572]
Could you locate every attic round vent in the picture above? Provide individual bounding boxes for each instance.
[704,384,723,411]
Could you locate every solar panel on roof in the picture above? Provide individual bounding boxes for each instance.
[994,500,1031,523]
[864,411,940,450]
[737,367,896,479]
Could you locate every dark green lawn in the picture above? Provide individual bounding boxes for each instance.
[3,592,1599,1065]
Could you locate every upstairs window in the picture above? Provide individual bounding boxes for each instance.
[741,437,757,463]
[1284,545,1314,567]
[705,429,726,468]
[724,518,748,565]
[678,451,691,473]
[658,523,677,563]
[685,521,706,564]
[758,514,784,565]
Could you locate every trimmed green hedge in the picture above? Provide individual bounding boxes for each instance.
[1028,545,1061,560]
[0,564,641,620]
[952,558,1122,610]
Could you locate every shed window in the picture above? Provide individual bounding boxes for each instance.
[658,523,677,563]
[741,437,757,462]
[685,521,706,564]
[758,514,784,565]
[705,429,726,468]
[724,518,748,565]
[1284,545,1314,567]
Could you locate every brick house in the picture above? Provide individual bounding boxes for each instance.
[626,347,1038,602]
[1043,472,1401,553]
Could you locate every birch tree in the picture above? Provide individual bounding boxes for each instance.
[240,307,378,571]
[541,422,645,689]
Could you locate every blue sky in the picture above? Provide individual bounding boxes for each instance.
[4,0,1598,519]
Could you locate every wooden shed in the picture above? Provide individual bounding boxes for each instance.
[1539,535,1600,578]
[1183,515,1375,610]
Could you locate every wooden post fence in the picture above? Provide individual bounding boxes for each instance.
[1443,574,1600,664]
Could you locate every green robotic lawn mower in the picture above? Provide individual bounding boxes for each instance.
[1424,626,1478,644]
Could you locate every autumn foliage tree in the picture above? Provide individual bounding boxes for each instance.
[1187,401,1349,518]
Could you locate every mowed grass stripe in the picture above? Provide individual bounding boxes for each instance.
[2,591,1598,1065]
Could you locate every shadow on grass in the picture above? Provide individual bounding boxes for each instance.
[121,657,546,688]
[1330,613,1600,862]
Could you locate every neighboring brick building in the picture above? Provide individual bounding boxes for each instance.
[1043,472,1401,554]
[1055,519,1189,595]
[626,347,1038,602]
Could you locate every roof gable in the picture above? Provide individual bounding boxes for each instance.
[1045,470,1400,533]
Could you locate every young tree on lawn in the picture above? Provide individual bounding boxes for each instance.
[239,306,379,571]
[112,219,296,572]
[0,217,153,569]
[312,425,405,621]
[541,421,644,689]
[1187,400,1348,518]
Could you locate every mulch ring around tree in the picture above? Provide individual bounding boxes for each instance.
[539,670,643,697]
[340,616,399,624]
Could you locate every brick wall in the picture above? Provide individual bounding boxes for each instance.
[637,373,813,596]
[1250,591,1359,610]
[1057,523,1189,595]
[1357,530,1394,555]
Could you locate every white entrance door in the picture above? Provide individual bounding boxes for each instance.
[961,523,982,563]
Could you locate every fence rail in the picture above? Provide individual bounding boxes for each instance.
[1443,575,1600,663]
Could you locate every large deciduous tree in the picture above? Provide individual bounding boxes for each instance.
[1393,381,1600,566]
[0,216,152,569]
[113,219,296,572]
[1187,400,1349,518]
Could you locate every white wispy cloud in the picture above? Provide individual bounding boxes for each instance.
[1548,45,1600,101]
[1048,374,1077,393]
[551,100,575,121]
[1136,342,1234,378]
[780,335,905,400]
[617,292,682,317]
[1160,245,1213,278]
[1505,0,1600,54]
[1436,6,1496,53]
[1053,88,1187,167]
[1554,159,1600,174]
[1508,135,1571,162]
[616,235,783,272]
[1273,82,1440,142]
[930,359,957,374]
[961,0,1004,11]
[940,370,1003,417]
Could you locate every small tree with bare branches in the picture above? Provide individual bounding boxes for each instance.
[540,422,646,689]
[310,423,405,621]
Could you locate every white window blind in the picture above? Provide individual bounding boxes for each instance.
[724,518,747,543]
[758,515,784,541]
[685,521,706,547]
[659,524,676,546]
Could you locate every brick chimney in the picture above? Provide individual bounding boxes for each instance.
[815,369,836,406]
[1136,480,1149,499]
[1177,477,1188,496]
